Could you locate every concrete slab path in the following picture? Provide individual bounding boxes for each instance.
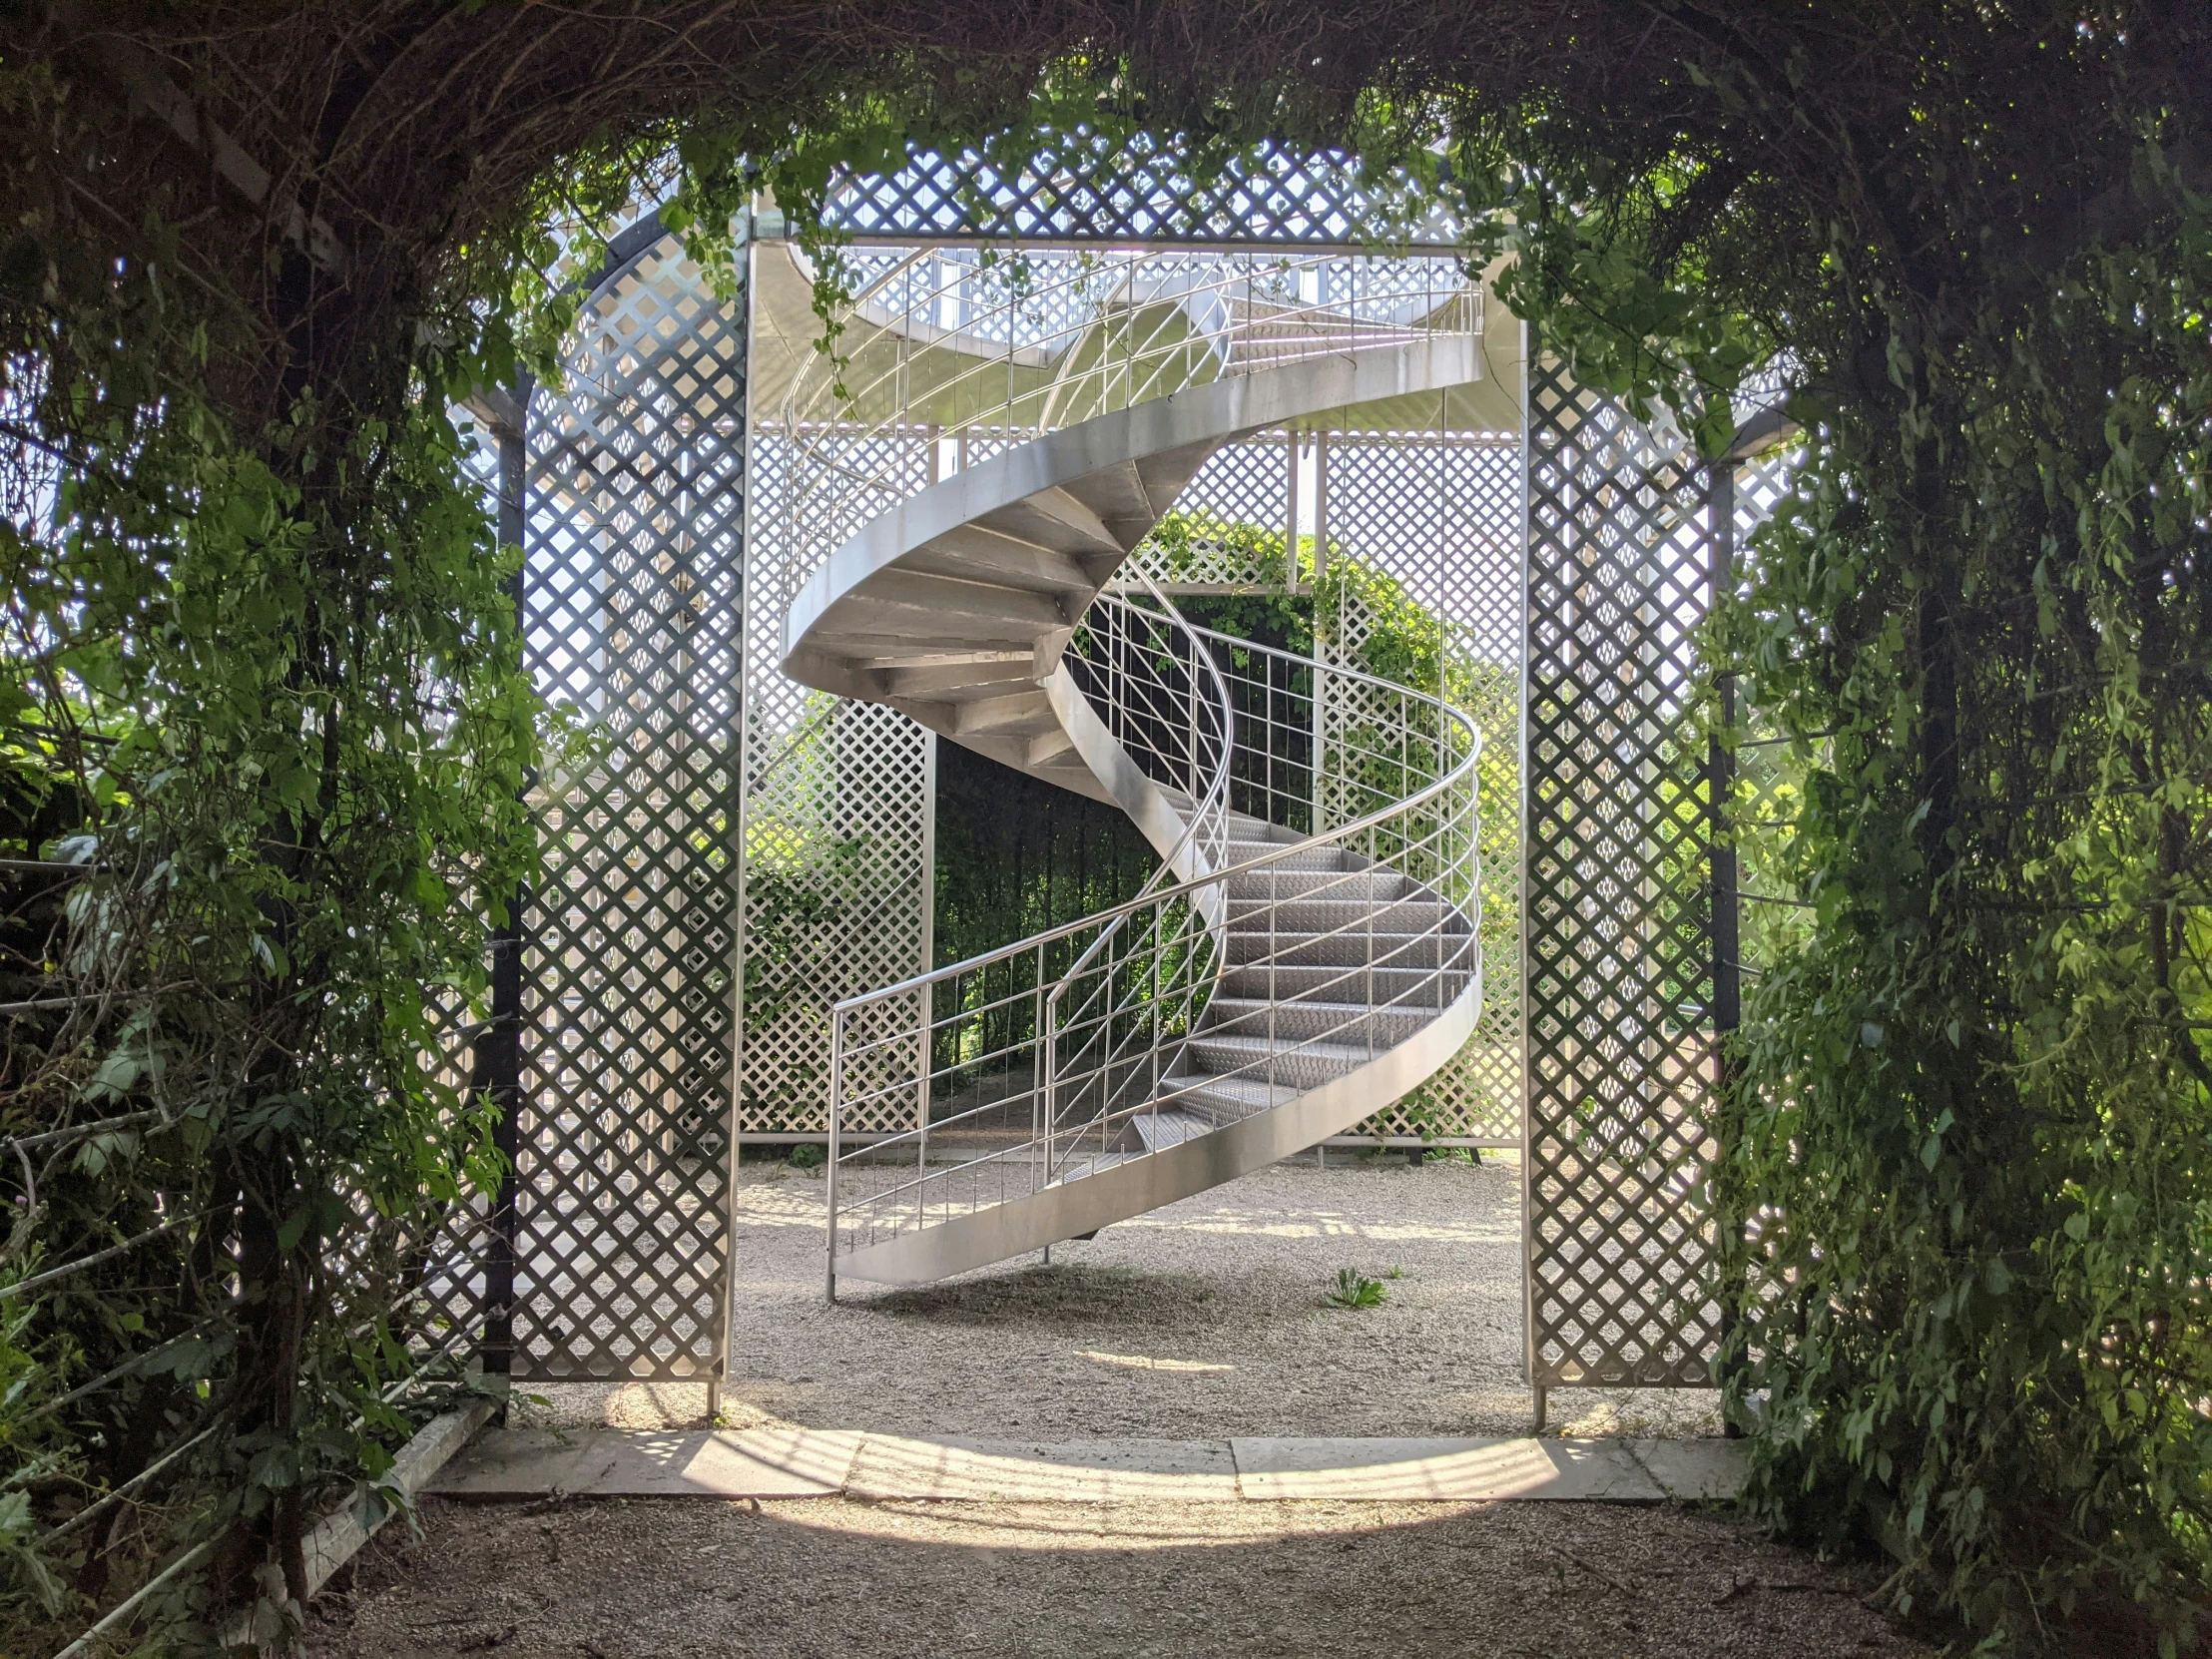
[428,1425,1743,1503]
[1227,1434,1663,1500]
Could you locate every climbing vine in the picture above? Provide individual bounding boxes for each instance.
[4,4,2208,1655]
[1439,17,2212,1651]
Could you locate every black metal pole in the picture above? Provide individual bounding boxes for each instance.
[1710,463,1740,1038]
[1707,459,1743,1436]
[481,374,533,1386]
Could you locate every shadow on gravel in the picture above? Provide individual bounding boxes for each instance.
[861,1261,1285,1332]
[309,1490,1935,1659]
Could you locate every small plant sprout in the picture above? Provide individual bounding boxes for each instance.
[789,1143,826,1173]
[1384,1264,1406,1281]
[1325,1269,1385,1309]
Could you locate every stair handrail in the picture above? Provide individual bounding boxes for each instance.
[829,623,1475,1014]
[1075,562,1238,905]
[1040,598,1473,1179]
[825,592,1480,1281]
[1041,576,1237,1185]
[776,244,1481,572]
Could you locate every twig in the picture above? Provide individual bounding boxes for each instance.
[1566,1551,1644,1598]
[19,1316,222,1425]
[46,1421,221,1543]
[1,1212,204,1300]
[1,1108,168,1156]
[1716,1575,1861,1604]
[49,1535,223,1659]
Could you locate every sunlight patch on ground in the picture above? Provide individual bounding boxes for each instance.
[1076,1350,1236,1374]
[1116,1209,1517,1246]
[763,1493,1481,1550]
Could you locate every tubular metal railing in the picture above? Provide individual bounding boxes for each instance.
[777,244,1482,570]
[825,598,1479,1281]
[786,243,1487,1286]
[1070,570,1236,894]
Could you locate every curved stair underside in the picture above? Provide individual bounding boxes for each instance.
[785,338,1475,815]
[784,337,1484,1287]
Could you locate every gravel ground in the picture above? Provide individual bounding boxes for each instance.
[520,1152,1721,1440]
[312,1154,1934,1659]
[307,1491,1929,1659]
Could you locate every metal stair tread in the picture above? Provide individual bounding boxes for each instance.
[1124,1111,1212,1153]
[1216,966,1466,1006]
[1182,1031,1386,1067]
[1203,995,1435,1024]
[1157,1073,1300,1114]
[1226,869,1405,899]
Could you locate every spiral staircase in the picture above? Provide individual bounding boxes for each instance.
[777,249,1488,1290]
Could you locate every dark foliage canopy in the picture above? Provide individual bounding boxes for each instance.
[2,3,2207,1653]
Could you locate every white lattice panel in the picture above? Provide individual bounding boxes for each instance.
[1522,355,1723,1389]
[406,414,506,1353]
[1125,433,1297,591]
[1729,443,1809,977]
[1319,434,1522,1144]
[823,136,1459,247]
[1735,446,1799,532]
[517,235,744,1380]
[736,409,935,1136]
[406,986,492,1354]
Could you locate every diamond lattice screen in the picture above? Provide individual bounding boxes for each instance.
[822,137,1456,246]
[516,237,746,1380]
[1321,433,1523,1144]
[737,417,935,1139]
[1729,445,1811,979]
[404,416,507,1356]
[1523,356,1724,1388]
[1126,433,1299,591]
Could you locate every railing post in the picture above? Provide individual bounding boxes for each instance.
[1149,908,1164,1117]
[1186,630,1198,806]
[916,985,929,1232]
[1268,853,1278,1106]
[1709,459,1745,1435]
[825,1010,843,1305]
[1311,432,1330,830]
[1035,939,1050,1190]
[1367,784,1378,1065]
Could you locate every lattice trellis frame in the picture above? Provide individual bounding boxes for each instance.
[736,415,935,1141]
[1319,434,1523,1145]
[485,151,1806,1392]
[1728,444,1812,979]
[1522,356,1725,1389]
[515,236,746,1381]
[402,416,508,1356]
[823,135,1456,246]
[1125,433,1300,592]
